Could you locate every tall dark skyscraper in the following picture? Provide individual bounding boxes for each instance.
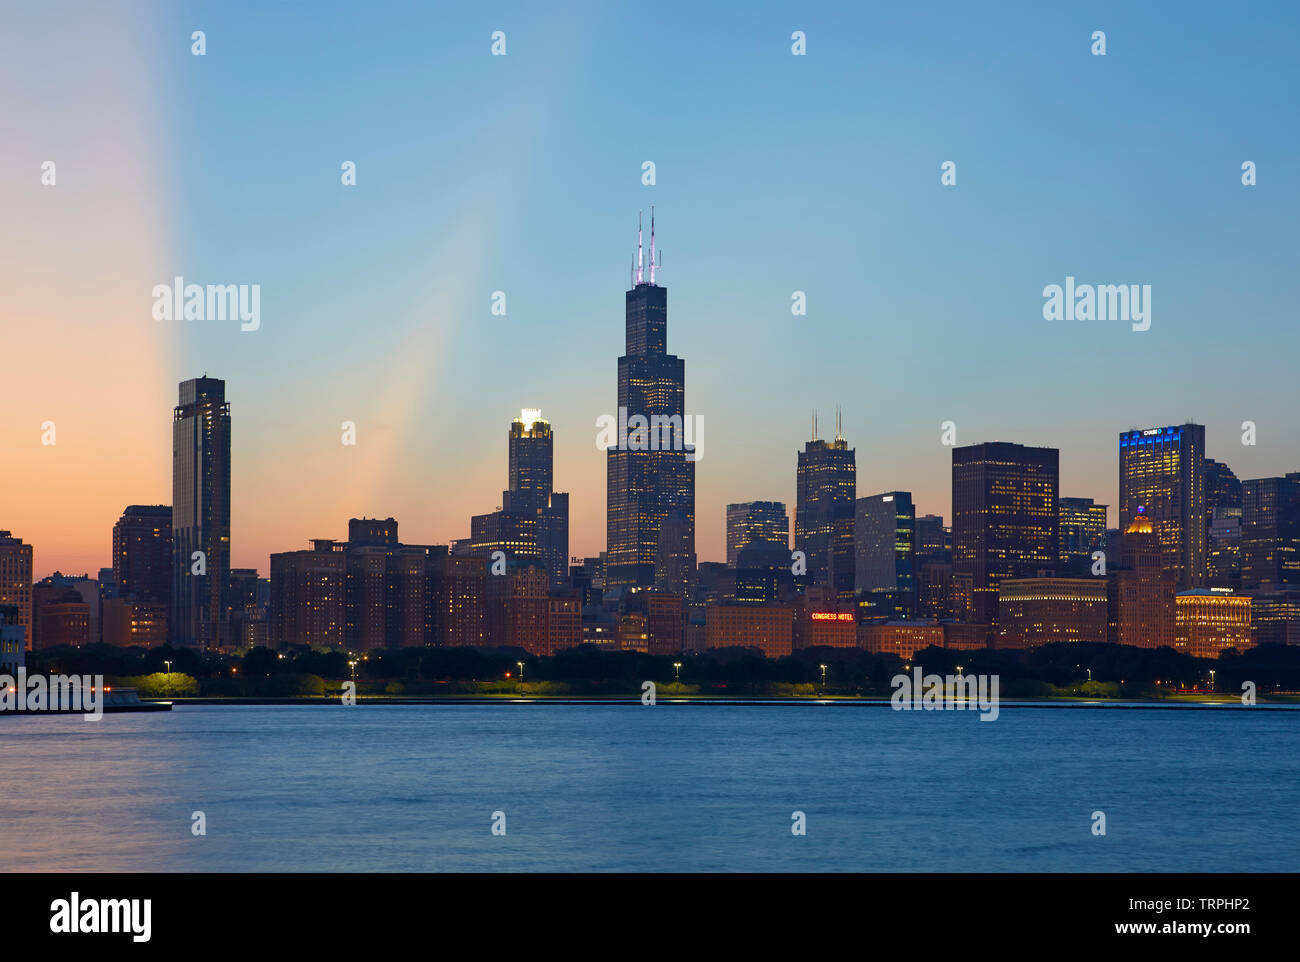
[172,376,231,649]
[605,212,695,594]
[795,411,856,600]
[1119,424,1206,589]
[855,491,915,618]
[1241,474,1300,587]
[113,505,172,606]
[726,501,789,566]
[952,441,1059,625]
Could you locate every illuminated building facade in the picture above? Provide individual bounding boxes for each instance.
[998,577,1108,646]
[1058,496,1107,565]
[0,531,34,650]
[795,413,856,601]
[1119,424,1206,589]
[952,442,1059,625]
[606,213,696,594]
[172,377,232,649]
[726,501,789,566]
[858,622,943,661]
[1174,589,1252,658]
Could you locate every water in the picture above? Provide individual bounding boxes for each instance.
[3,703,1297,872]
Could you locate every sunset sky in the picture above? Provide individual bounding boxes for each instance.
[4,0,1298,580]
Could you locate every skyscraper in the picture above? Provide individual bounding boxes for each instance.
[0,531,33,650]
[172,376,232,649]
[726,501,789,566]
[113,505,172,607]
[606,212,695,594]
[470,409,569,588]
[952,442,1059,625]
[854,491,915,617]
[1058,497,1107,565]
[1118,424,1206,589]
[795,411,856,600]
[1241,474,1300,587]
[1114,506,1176,649]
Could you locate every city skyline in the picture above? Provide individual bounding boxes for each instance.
[5,2,1299,581]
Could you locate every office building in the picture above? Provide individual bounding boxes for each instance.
[726,501,789,566]
[795,412,856,600]
[1119,424,1206,588]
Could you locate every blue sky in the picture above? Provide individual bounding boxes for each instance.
[9,0,1298,573]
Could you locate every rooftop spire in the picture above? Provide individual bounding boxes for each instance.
[649,206,656,286]
[835,406,843,442]
[636,211,644,285]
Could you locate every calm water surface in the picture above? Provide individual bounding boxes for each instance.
[3,703,1297,871]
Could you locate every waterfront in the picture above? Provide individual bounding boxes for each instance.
[3,703,1297,872]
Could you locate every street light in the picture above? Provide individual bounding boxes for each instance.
[819,664,827,688]
[673,661,682,683]
[1209,669,1216,690]
[348,659,357,681]
[1086,668,1092,682]
[956,664,964,676]
[164,660,172,675]
[517,661,525,683]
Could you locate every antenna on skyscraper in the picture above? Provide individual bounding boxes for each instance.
[835,406,843,442]
[636,211,644,285]
[649,206,656,286]
[812,410,818,441]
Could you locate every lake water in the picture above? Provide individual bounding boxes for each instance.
[3,703,1297,872]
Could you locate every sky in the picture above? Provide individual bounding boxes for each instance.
[3,0,1298,580]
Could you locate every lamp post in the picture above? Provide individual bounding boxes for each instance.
[819,664,827,689]
[1209,669,1215,691]
[1086,668,1092,682]
[517,661,525,684]
[673,661,682,683]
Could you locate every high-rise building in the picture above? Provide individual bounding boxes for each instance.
[113,506,172,612]
[1205,459,1243,589]
[795,412,856,600]
[471,411,570,589]
[31,580,90,649]
[914,514,949,563]
[1113,507,1176,649]
[1241,475,1300,588]
[606,212,695,594]
[0,531,33,650]
[854,491,915,617]
[1119,424,1206,589]
[952,442,1059,625]
[726,501,789,566]
[1058,497,1107,565]
[172,377,232,649]
[269,539,347,648]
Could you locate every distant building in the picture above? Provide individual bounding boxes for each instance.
[854,491,915,617]
[113,505,172,611]
[1119,424,1206,589]
[794,606,856,650]
[172,377,232,649]
[1241,475,1300,588]
[706,603,793,658]
[0,605,25,672]
[795,412,856,600]
[914,514,949,564]
[102,598,168,648]
[0,531,33,650]
[547,592,583,656]
[1243,584,1300,648]
[606,217,696,593]
[485,562,550,654]
[733,540,796,605]
[953,442,1059,625]
[1058,497,1107,564]
[998,577,1108,646]
[270,540,347,648]
[1175,589,1251,658]
[1113,507,1176,649]
[32,582,90,649]
[726,501,789,566]
[858,622,942,661]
